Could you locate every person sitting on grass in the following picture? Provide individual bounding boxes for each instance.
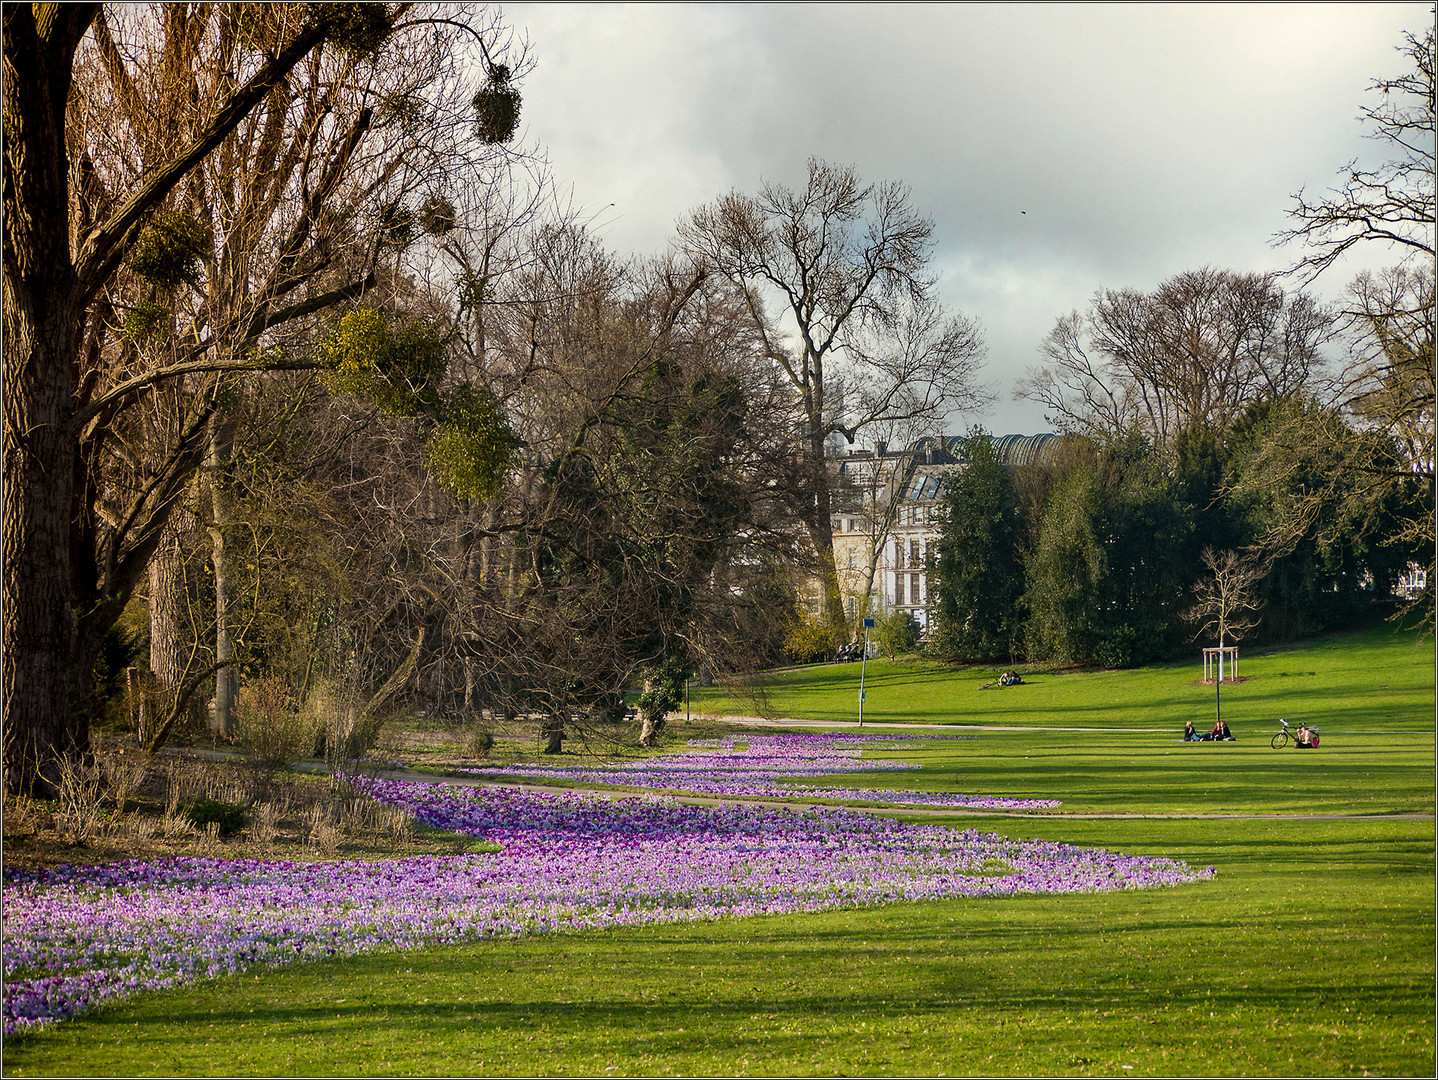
[1208,719,1234,741]
[1185,720,1197,741]
[1296,722,1318,748]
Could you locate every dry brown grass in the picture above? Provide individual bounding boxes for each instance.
[2,714,732,874]
[1,740,474,873]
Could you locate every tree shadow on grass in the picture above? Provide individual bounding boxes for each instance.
[50,951,1430,1079]
[10,884,1431,1075]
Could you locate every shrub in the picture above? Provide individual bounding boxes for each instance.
[875,610,921,659]
[184,797,247,836]
[249,801,281,844]
[318,710,386,764]
[783,614,842,665]
[53,751,106,845]
[233,677,311,766]
[294,679,382,764]
[466,729,495,759]
[99,750,147,814]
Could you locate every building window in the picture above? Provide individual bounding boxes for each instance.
[895,572,905,605]
[910,539,921,568]
[911,573,921,605]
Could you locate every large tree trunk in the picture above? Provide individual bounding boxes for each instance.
[806,428,846,627]
[2,5,99,797]
[2,320,84,796]
[207,415,236,737]
[147,515,191,713]
[541,712,565,754]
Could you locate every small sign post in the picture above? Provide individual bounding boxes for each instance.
[858,617,875,727]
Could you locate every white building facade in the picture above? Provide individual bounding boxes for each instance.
[830,434,1062,633]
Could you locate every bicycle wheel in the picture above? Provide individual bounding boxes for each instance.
[1271,731,1289,749]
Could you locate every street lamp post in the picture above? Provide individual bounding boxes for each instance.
[858,616,874,727]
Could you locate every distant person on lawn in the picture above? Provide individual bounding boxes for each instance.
[1208,719,1234,741]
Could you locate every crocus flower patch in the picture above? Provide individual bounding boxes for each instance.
[464,732,1061,810]
[3,781,1214,1034]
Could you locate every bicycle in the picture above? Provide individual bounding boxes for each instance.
[1271,717,1319,749]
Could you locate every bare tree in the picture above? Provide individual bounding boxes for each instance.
[1343,266,1434,465]
[73,5,529,739]
[831,416,936,637]
[1273,24,1434,621]
[411,219,810,751]
[2,3,527,795]
[1277,27,1434,283]
[680,159,988,626]
[1184,547,1264,650]
[1020,268,1333,445]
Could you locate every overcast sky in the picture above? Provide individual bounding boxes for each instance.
[502,1,1431,435]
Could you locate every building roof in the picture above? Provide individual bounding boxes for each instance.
[907,433,1064,469]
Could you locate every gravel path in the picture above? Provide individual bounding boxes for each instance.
[701,712,1175,733]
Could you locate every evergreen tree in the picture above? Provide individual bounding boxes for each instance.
[929,433,1025,662]
[1025,436,1194,667]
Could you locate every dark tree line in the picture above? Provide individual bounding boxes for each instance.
[122,217,813,759]
[933,350,1428,669]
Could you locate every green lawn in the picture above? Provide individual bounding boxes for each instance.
[790,728,1436,818]
[6,624,1433,1077]
[702,623,1435,736]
